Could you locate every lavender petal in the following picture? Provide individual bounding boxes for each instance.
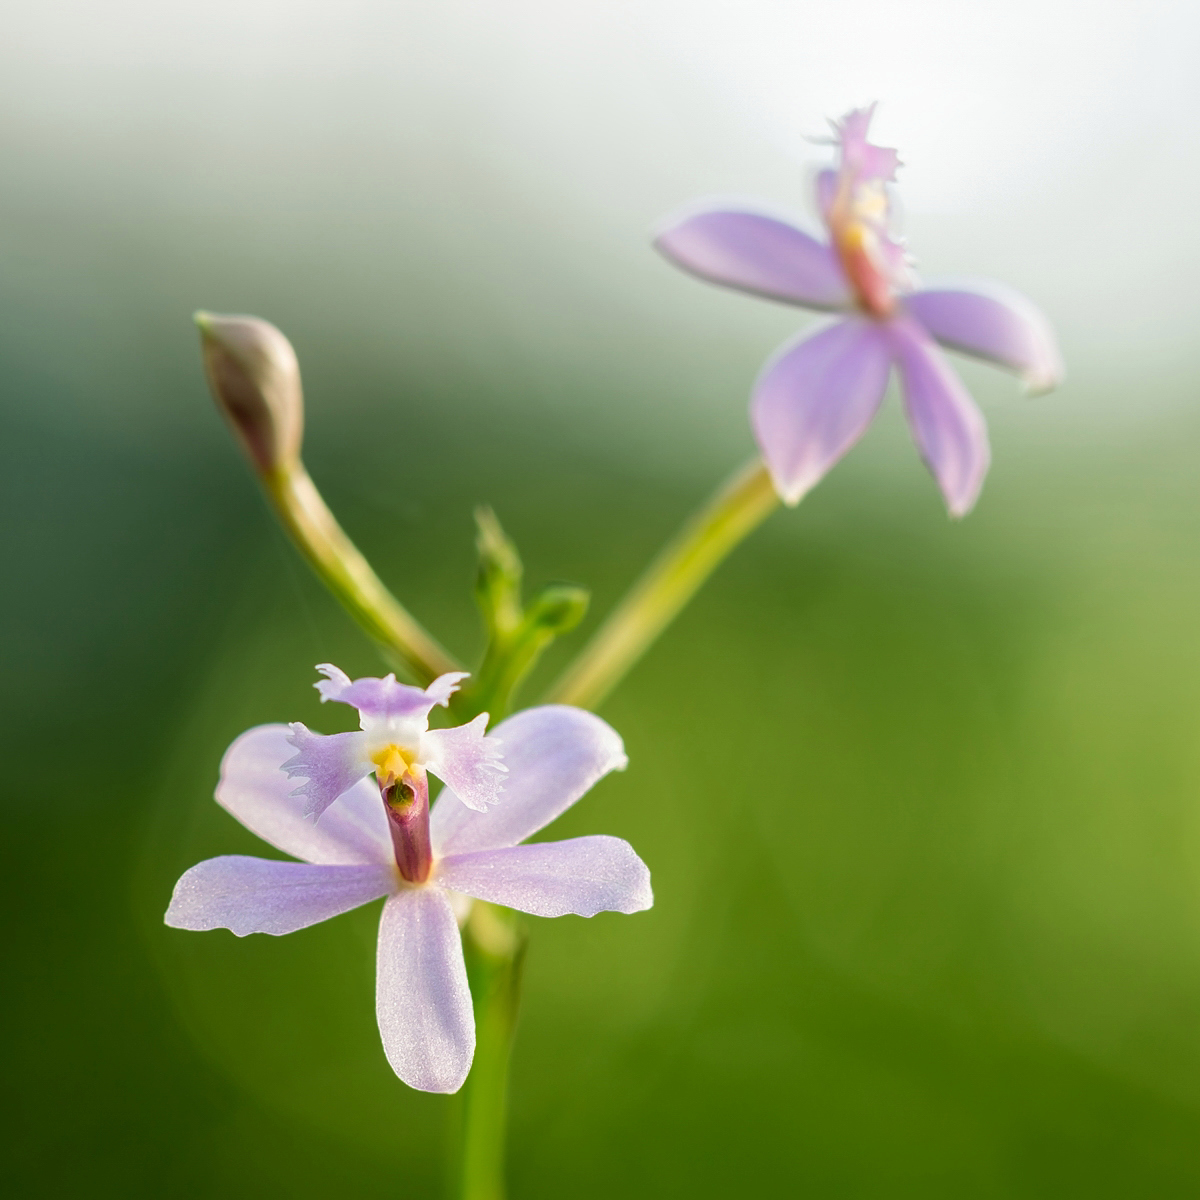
[430,706,627,857]
[217,725,392,866]
[422,714,506,814]
[164,855,395,936]
[751,316,894,505]
[283,724,372,821]
[375,888,474,1093]
[314,662,469,721]
[437,836,653,918]
[654,208,851,310]
[905,281,1063,393]
[889,315,991,517]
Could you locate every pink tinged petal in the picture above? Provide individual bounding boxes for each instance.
[164,856,395,937]
[833,105,899,183]
[431,706,627,857]
[654,209,851,311]
[888,316,991,518]
[437,836,653,919]
[751,316,894,505]
[421,714,506,814]
[314,663,470,722]
[217,725,393,866]
[375,888,474,1093]
[283,724,372,821]
[904,282,1064,394]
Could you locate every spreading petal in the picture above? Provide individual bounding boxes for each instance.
[217,725,393,866]
[888,315,991,517]
[430,706,627,857]
[751,315,894,505]
[314,663,469,722]
[283,725,372,821]
[164,856,395,936]
[375,888,474,1093]
[654,208,851,311]
[904,281,1063,394]
[421,713,506,813]
[437,836,652,918]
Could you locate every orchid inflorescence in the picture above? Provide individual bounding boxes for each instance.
[167,106,1061,1196]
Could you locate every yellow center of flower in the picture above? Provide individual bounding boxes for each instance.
[372,743,417,785]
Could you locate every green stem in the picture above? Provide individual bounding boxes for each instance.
[544,458,780,709]
[454,903,527,1200]
[261,462,462,684]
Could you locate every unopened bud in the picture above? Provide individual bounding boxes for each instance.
[474,507,524,636]
[195,312,304,475]
[526,583,589,636]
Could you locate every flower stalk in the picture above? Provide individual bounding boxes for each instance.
[454,903,528,1200]
[261,462,462,683]
[544,457,780,709]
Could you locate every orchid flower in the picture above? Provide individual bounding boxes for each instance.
[165,668,652,1093]
[655,105,1063,516]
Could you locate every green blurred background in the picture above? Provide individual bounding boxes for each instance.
[7,0,1200,1195]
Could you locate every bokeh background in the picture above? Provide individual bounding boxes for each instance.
[7,0,1200,1195]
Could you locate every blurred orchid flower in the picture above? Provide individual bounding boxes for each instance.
[165,677,651,1094]
[655,106,1062,516]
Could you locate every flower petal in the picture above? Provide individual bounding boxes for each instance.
[888,315,991,517]
[430,706,627,857]
[164,856,395,936]
[375,888,474,1093]
[314,663,469,722]
[751,316,893,505]
[437,836,653,918]
[421,714,506,814]
[654,208,851,310]
[282,724,372,821]
[905,281,1063,393]
[832,105,900,184]
[217,725,393,866]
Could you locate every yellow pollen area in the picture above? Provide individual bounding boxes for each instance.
[372,743,416,784]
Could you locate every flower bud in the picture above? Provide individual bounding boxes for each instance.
[526,583,590,636]
[474,506,524,637]
[195,312,304,475]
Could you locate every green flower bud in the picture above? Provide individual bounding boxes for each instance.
[195,312,304,475]
[474,506,524,637]
[526,583,590,636]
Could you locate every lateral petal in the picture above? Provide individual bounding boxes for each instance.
[437,836,653,918]
[282,725,372,821]
[164,856,395,936]
[375,888,474,1093]
[217,725,393,866]
[889,315,991,518]
[905,281,1063,393]
[421,714,506,813]
[751,316,893,505]
[654,208,851,310]
[430,706,627,857]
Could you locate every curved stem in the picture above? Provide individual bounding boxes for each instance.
[544,458,780,710]
[262,462,462,683]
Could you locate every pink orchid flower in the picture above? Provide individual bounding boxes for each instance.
[655,106,1063,516]
[165,668,652,1093]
